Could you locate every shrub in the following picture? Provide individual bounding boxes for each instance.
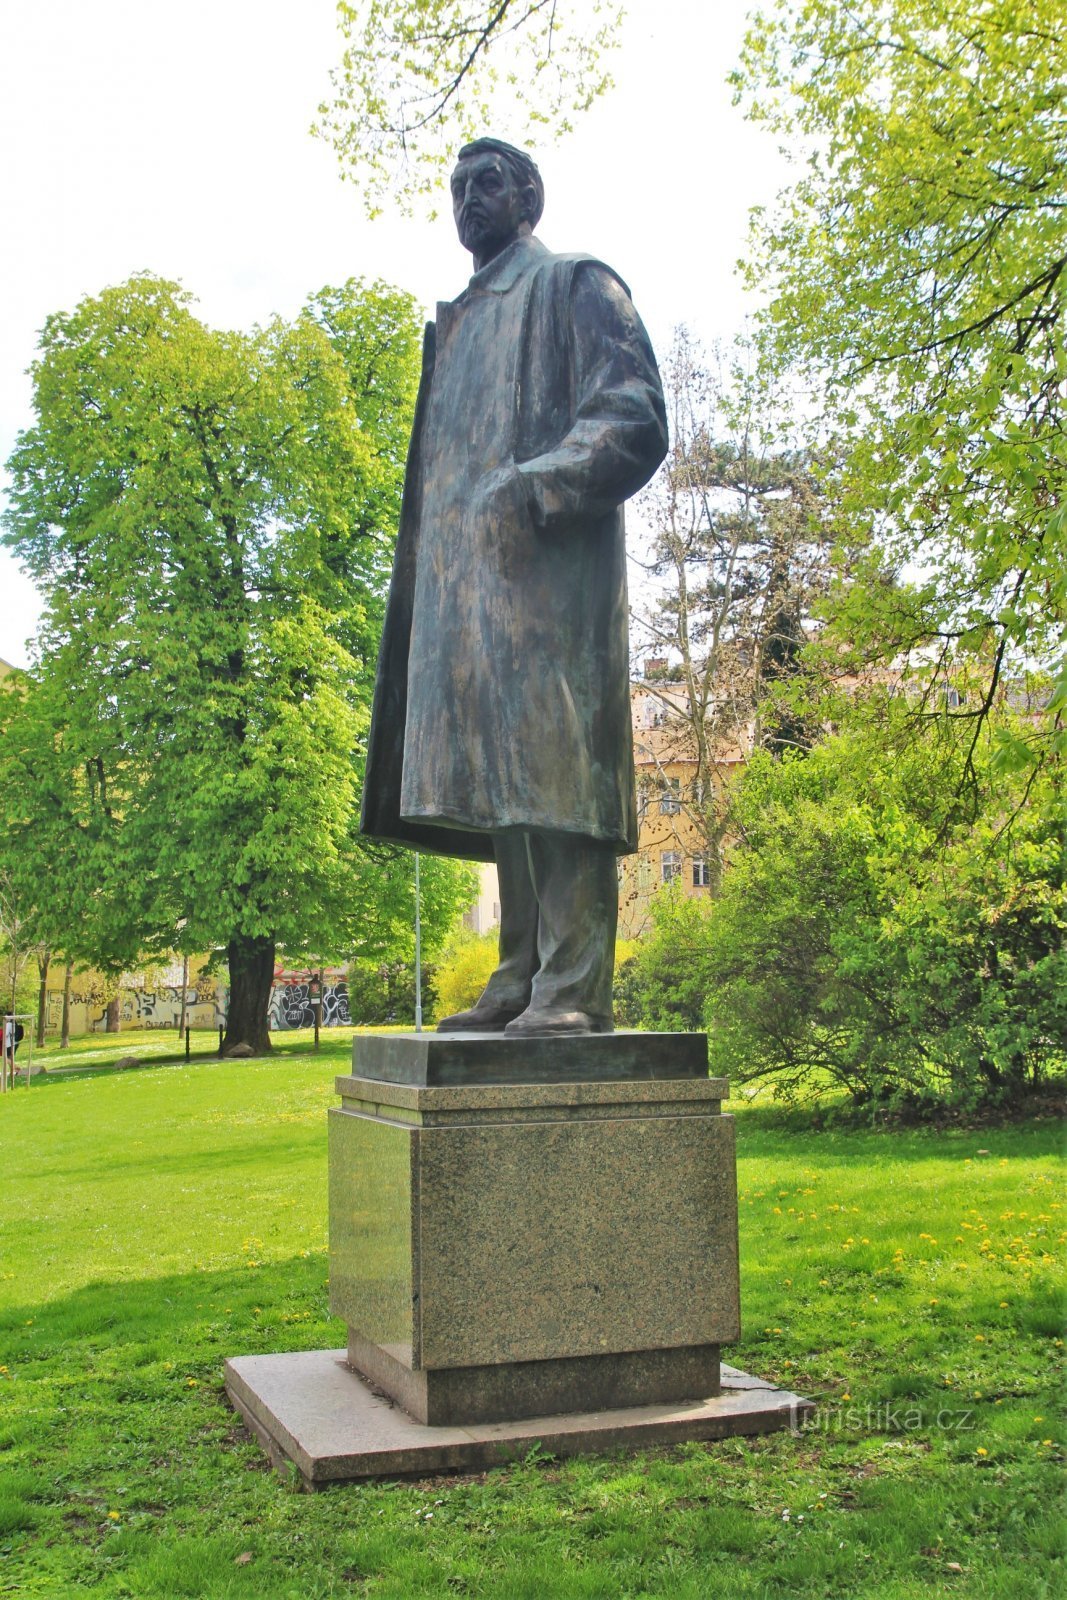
[703,728,1065,1109]
[346,959,437,1026]
[622,717,1066,1113]
[431,929,498,1022]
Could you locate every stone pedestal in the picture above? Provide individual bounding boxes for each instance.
[225,1032,812,1484]
[329,1033,739,1426]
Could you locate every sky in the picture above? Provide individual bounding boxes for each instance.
[0,0,789,669]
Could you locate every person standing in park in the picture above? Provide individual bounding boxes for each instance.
[361,137,667,1035]
[2,1016,23,1081]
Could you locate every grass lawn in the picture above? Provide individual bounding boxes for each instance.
[0,1031,1062,1598]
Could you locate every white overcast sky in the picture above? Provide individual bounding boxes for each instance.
[0,0,788,668]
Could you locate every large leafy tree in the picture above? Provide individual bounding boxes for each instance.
[2,275,475,1052]
[732,0,1066,793]
[0,667,134,1045]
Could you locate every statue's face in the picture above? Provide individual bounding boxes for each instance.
[451,151,528,262]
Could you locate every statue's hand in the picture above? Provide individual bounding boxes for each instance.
[472,463,529,529]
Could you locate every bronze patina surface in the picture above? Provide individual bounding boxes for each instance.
[361,138,667,1034]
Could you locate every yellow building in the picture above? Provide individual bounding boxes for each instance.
[619,679,747,939]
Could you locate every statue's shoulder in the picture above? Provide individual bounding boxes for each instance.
[535,249,633,301]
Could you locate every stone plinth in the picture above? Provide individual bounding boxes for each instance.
[327,1033,739,1426]
[224,1351,813,1488]
[226,1031,812,1481]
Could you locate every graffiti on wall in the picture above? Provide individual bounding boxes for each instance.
[47,973,353,1032]
[45,989,109,1035]
[119,986,216,1030]
[266,982,351,1031]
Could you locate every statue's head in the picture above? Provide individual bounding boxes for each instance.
[451,138,544,267]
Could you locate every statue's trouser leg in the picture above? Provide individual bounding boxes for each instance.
[478,830,539,1008]
[526,832,618,1023]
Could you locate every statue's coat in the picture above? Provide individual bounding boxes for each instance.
[361,235,668,863]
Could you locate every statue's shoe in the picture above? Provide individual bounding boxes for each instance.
[504,1009,614,1037]
[436,1000,526,1033]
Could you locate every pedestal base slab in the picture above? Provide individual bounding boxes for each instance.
[225,1350,812,1489]
[346,1334,721,1425]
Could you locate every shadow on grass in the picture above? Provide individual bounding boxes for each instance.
[0,1254,340,1384]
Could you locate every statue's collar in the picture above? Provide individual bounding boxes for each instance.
[460,235,548,298]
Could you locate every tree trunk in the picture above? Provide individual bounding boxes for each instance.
[36,949,51,1047]
[61,962,73,1048]
[222,934,275,1055]
[105,995,120,1033]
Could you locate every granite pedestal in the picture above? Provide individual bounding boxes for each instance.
[225,1032,811,1484]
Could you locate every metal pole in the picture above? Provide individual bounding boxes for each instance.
[414,852,423,1033]
[314,966,322,1052]
[178,953,189,1039]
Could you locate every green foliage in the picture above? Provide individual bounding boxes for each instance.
[431,924,499,1020]
[614,886,710,1034]
[0,669,143,974]
[1,275,475,1037]
[346,957,438,1025]
[0,1035,1062,1595]
[316,0,618,214]
[734,0,1066,790]
[622,712,1065,1110]
[700,723,1066,1109]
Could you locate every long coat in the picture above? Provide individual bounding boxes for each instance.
[361,234,667,863]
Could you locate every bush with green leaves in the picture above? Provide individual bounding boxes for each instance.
[626,718,1065,1111]
[431,927,499,1023]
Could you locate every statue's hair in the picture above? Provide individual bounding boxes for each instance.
[455,138,545,228]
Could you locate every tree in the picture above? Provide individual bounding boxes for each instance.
[700,719,1066,1110]
[619,709,1066,1110]
[316,0,616,214]
[0,870,34,1026]
[733,0,1066,798]
[0,668,136,1046]
[3,276,475,1052]
[630,329,834,892]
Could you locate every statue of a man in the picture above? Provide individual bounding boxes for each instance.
[361,138,667,1035]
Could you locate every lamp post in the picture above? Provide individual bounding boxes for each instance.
[414,852,423,1033]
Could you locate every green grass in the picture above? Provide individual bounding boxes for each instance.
[0,1032,1063,1598]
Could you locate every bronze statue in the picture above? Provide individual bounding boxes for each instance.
[361,138,667,1035]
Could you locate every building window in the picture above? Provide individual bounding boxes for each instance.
[659,776,681,815]
[692,858,711,888]
[661,851,682,884]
